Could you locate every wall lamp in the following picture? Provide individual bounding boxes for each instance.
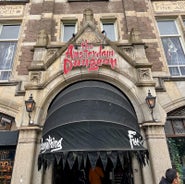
[145,90,156,121]
[25,94,36,124]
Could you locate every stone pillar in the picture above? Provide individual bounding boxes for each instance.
[11,125,42,184]
[42,164,53,184]
[132,155,143,184]
[141,122,172,184]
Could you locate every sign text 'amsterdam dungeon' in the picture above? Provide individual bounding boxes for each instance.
[63,41,117,74]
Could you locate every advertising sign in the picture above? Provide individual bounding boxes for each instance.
[63,41,117,74]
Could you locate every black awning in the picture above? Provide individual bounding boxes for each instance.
[38,81,148,170]
[0,131,19,146]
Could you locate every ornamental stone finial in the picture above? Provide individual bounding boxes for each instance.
[83,8,94,22]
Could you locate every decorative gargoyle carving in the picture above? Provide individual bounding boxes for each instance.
[77,9,101,44]
[129,28,142,43]
[36,29,49,46]
[82,8,96,25]
[138,68,151,81]
[30,72,42,84]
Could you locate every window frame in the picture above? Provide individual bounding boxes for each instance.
[0,23,20,81]
[156,19,185,77]
[165,107,185,183]
[61,19,77,42]
[100,17,118,41]
[0,146,16,184]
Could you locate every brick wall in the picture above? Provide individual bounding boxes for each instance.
[17,0,162,75]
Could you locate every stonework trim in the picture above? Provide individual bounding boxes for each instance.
[152,1,185,13]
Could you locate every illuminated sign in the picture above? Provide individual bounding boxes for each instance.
[63,41,117,74]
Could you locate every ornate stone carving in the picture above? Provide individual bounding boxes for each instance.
[82,8,95,25]
[137,68,151,81]
[123,47,134,59]
[153,1,185,12]
[30,72,41,84]
[76,9,100,43]
[77,30,101,43]
[129,28,142,43]
[0,5,24,17]
[45,49,58,62]
[36,29,49,46]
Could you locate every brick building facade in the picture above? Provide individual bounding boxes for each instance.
[0,0,185,184]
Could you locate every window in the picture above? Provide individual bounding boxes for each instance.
[0,147,16,184]
[101,18,117,41]
[165,106,185,183]
[0,24,20,80]
[0,113,14,130]
[61,21,76,42]
[157,20,185,76]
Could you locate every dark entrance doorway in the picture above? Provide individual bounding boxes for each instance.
[53,153,134,184]
[38,81,148,183]
[165,106,185,184]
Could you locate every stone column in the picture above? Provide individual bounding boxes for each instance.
[42,164,53,184]
[141,122,172,184]
[11,125,42,184]
[132,155,143,184]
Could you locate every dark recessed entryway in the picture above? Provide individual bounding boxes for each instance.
[38,80,148,184]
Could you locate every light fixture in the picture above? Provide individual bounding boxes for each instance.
[145,90,156,121]
[25,94,36,124]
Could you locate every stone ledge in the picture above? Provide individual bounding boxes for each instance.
[19,124,42,131]
[140,121,164,127]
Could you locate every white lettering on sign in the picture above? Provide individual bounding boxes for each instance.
[40,135,63,153]
[128,130,143,149]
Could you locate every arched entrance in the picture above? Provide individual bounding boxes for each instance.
[53,152,133,184]
[38,80,148,184]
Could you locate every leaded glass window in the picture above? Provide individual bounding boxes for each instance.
[0,24,20,80]
[157,20,185,76]
[165,106,185,183]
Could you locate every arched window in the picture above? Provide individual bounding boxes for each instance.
[165,106,185,183]
[0,112,18,184]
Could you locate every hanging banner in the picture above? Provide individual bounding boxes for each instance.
[63,40,117,74]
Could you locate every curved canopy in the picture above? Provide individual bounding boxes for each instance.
[38,81,148,169]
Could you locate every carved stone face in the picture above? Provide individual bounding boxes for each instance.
[83,9,93,22]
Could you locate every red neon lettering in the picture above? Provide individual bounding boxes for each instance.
[63,41,117,74]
